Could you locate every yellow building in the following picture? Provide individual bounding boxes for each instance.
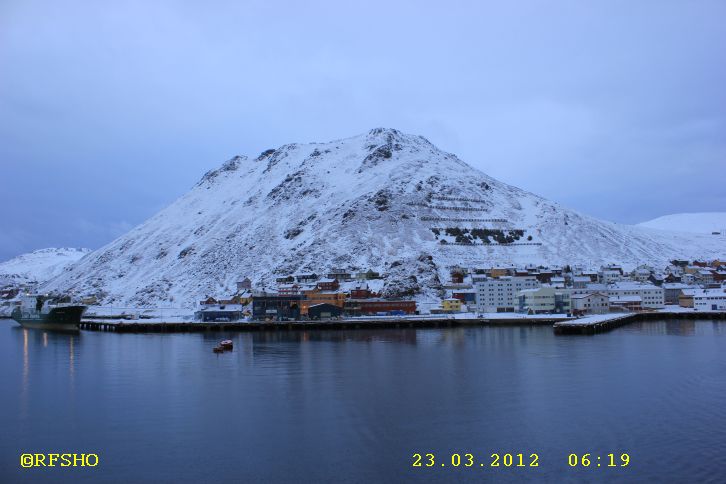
[442,298,462,312]
[301,288,346,315]
[490,267,510,278]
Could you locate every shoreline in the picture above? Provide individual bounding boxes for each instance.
[4,311,725,335]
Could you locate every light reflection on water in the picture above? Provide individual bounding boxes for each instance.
[0,319,725,483]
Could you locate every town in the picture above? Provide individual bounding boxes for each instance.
[191,259,726,322]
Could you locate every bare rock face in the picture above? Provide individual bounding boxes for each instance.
[41,128,724,307]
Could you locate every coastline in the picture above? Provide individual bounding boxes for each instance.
[4,310,722,335]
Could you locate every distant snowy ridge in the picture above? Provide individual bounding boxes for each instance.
[637,212,726,234]
[40,128,725,308]
[0,247,91,286]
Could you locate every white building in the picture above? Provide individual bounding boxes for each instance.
[600,269,624,284]
[662,283,695,305]
[606,282,664,309]
[475,276,539,313]
[571,292,609,315]
[517,285,571,314]
[692,289,726,312]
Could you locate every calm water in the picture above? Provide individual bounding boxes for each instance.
[1,319,725,483]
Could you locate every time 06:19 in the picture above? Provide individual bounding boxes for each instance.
[568,453,630,467]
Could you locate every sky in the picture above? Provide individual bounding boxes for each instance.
[1,0,725,261]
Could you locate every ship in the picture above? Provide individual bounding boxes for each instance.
[10,294,86,331]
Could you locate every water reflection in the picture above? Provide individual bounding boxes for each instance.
[2,319,725,484]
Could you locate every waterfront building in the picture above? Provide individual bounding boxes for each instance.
[252,293,303,320]
[662,283,695,305]
[679,289,695,308]
[308,303,343,319]
[195,303,245,322]
[517,286,571,314]
[300,288,346,316]
[691,289,726,312]
[441,298,462,313]
[570,292,609,315]
[609,295,642,312]
[606,282,664,308]
[344,299,416,316]
[475,276,539,313]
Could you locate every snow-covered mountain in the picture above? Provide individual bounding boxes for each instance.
[637,212,726,235]
[41,128,725,308]
[0,247,91,287]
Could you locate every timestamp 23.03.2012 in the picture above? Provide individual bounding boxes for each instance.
[411,452,630,469]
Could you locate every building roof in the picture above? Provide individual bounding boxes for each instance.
[571,292,608,299]
[609,295,642,303]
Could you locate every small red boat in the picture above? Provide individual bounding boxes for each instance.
[220,340,233,350]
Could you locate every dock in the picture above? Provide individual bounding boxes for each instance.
[78,311,726,335]
[554,311,726,335]
[79,315,571,333]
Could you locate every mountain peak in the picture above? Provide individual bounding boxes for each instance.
[42,129,725,307]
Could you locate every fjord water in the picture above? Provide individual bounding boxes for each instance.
[1,320,724,483]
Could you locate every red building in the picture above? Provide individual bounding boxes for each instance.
[350,286,379,299]
[316,278,340,291]
[344,299,417,315]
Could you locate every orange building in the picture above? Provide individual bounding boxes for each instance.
[300,288,346,316]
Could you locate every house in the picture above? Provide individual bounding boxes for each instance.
[696,269,714,284]
[570,292,609,315]
[236,277,252,291]
[442,298,462,313]
[275,275,295,284]
[350,285,378,299]
[252,293,303,320]
[278,283,301,295]
[581,271,599,282]
[631,267,652,282]
[663,273,681,284]
[344,299,416,316]
[327,269,352,281]
[681,273,696,284]
[490,267,512,278]
[355,269,380,281]
[648,274,664,286]
[534,271,554,284]
[517,286,571,314]
[572,276,591,289]
[308,303,343,319]
[316,278,340,291]
[549,276,566,288]
[599,269,623,284]
[295,273,319,284]
[450,269,465,284]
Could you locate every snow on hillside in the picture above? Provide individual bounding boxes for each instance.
[0,248,91,286]
[637,212,726,235]
[41,128,726,308]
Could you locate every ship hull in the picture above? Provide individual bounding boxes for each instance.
[11,305,85,332]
